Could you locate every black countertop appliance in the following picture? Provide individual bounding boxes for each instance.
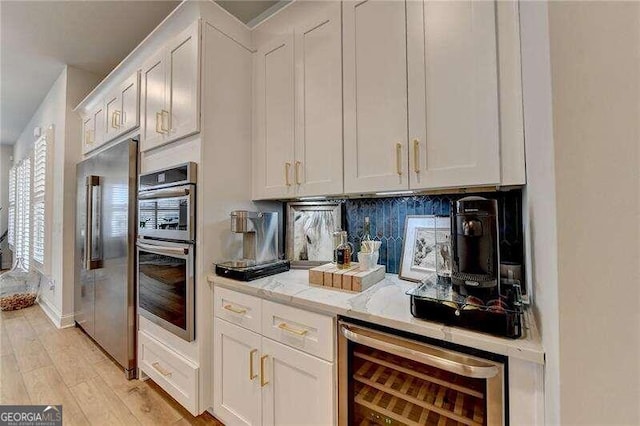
[451,196,499,299]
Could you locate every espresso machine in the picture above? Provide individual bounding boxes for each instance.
[215,210,290,281]
[451,197,500,298]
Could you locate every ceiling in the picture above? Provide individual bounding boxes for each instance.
[0,0,180,145]
[215,1,284,26]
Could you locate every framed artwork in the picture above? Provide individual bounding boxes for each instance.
[399,215,450,282]
[286,201,342,268]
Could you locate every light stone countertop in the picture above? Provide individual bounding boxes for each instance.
[208,269,544,364]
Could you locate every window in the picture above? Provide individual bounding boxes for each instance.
[14,156,32,271]
[7,167,16,248]
[32,135,47,266]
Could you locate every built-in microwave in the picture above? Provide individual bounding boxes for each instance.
[138,162,196,242]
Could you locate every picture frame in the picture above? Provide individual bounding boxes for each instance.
[399,215,451,282]
[286,201,343,268]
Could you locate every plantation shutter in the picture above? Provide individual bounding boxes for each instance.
[7,167,16,247]
[15,157,32,271]
[32,136,47,266]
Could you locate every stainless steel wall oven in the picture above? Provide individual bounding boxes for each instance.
[137,162,197,341]
[338,320,506,426]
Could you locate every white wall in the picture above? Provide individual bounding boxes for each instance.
[13,69,68,316]
[0,145,14,268]
[519,2,561,424]
[12,66,99,324]
[547,2,640,424]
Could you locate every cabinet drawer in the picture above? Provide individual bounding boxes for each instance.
[262,300,334,362]
[138,331,199,415]
[215,287,262,333]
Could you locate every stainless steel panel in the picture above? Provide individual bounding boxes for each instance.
[92,140,138,374]
[75,157,95,336]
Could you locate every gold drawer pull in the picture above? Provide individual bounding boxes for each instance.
[224,304,247,315]
[278,322,308,336]
[396,142,403,176]
[151,362,172,377]
[249,349,258,380]
[413,138,420,173]
[260,355,269,387]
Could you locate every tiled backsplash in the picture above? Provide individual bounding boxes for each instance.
[343,190,524,274]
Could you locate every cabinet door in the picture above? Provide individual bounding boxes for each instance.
[262,338,334,426]
[408,0,500,189]
[82,116,94,154]
[294,2,343,197]
[141,50,166,151]
[166,21,200,142]
[119,71,140,135]
[92,105,105,149]
[343,0,409,194]
[105,92,122,142]
[214,318,262,426]
[253,34,296,199]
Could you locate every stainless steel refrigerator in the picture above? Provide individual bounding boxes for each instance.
[75,139,138,378]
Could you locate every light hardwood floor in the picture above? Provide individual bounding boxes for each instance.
[0,304,224,426]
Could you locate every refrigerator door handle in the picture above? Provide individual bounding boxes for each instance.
[85,175,102,270]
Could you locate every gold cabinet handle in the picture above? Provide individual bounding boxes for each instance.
[112,111,121,129]
[161,109,170,132]
[85,130,92,146]
[396,142,403,176]
[294,161,302,185]
[278,322,308,336]
[413,139,420,173]
[249,349,258,380]
[224,304,247,314]
[151,362,172,377]
[260,355,269,387]
[285,162,292,186]
[156,112,163,134]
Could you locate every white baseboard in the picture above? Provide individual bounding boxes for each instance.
[37,296,75,329]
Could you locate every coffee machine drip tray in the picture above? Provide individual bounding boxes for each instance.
[215,260,290,281]
[407,274,524,339]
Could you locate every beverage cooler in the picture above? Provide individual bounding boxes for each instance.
[338,320,506,426]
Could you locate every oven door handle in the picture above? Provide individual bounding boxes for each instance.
[138,187,190,200]
[136,241,190,256]
[340,324,499,379]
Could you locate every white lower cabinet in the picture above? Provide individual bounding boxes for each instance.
[214,318,262,426]
[138,330,199,415]
[261,337,333,426]
[214,293,335,426]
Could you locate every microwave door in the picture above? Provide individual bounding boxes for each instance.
[138,185,194,241]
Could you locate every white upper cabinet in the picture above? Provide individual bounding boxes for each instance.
[407,0,500,189]
[141,21,200,152]
[254,33,296,199]
[81,71,140,155]
[293,3,343,197]
[343,0,409,194]
[118,72,140,136]
[141,51,166,150]
[253,1,343,200]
